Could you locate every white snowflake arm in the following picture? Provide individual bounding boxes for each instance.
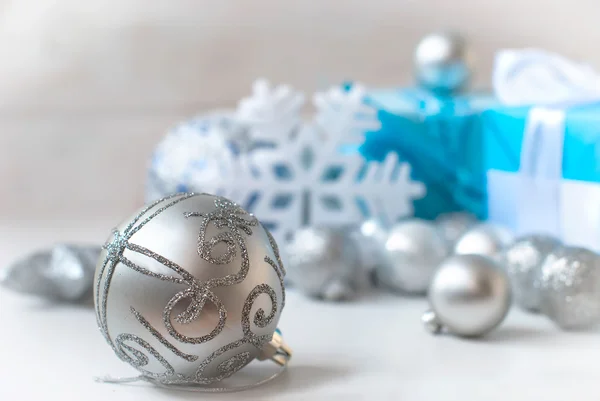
[309,151,425,227]
[312,83,381,147]
[359,154,426,223]
[235,79,306,145]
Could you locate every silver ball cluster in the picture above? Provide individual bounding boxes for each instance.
[285,211,600,335]
[284,218,449,301]
[285,214,516,337]
[504,238,600,330]
[502,235,561,312]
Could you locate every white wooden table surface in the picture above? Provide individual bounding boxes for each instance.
[1,219,598,401]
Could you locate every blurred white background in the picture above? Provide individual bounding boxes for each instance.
[1,0,600,221]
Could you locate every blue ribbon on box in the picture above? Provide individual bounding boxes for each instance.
[359,86,495,220]
[483,49,600,248]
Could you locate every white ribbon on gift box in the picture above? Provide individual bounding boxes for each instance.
[493,49,600,242]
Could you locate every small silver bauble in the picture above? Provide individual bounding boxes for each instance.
[285,227,362,301]
[375,219,448,295]
[351,219,390,271]
[538,246,600,330]
[503,235,561,312]
[414,31,471,93]
[435,212,479,250]
[425,254,512,337]
[94,193,290,386]
[454,223,513,259]
[1,244,101,302]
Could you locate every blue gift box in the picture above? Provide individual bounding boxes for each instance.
[359,87,496,220]
[482,104,600,182]
[481,103,600,249]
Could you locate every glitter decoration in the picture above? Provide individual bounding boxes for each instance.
[0,244,101,302]
[538,246,600,330]
[94,193,287,386]
[503,235,561,312]
[218,352,252,375]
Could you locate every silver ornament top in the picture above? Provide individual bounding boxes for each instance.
[538,246,600,330]
[454,223,513,259]
[352,219,390,271]
[94,193,288,386]
[414,31,471,94]
[503,235,561,312]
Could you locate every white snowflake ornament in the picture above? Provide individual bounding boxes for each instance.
[312,83,382,143]
[147,80,426,245]
[226,83,426,243]
[236,79,306,146]
[246,134,425,242]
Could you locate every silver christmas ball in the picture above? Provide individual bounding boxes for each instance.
[376,219,448,295]
[426,254,512,337]
[538,246,600,330]
[454,223,513,259]
[435,212,479,250]
[0,244,101,302]
[503,235,561,312]
[351,219,390,271]
[285,227,362,301]
[94,193,288,386]
[414,32,471,94]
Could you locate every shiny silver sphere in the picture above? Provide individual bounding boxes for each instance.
[285,227,362,301]
[376,219,448,295]
[427,254,512,337]
[503,235,561,312]
[352,219,390,271]
[538,246,600,330]
[94,193,286,385]
[454,223,513,259]
[414,32,471,94]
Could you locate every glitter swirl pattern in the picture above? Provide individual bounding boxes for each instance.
[94,193,286,385]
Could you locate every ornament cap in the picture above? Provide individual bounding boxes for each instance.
[257,329,292,367]
[421,309,443,334]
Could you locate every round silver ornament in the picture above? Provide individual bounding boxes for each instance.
[538,246,600,330]
[285,227,362,301]
[350,219,390,272]
[435,212,479,250]
[375,219,448,295]
[1,244,101,302]
[454,223,513,259]
[425,254,512,337]
[503,235,561,312]
[94,193,290,387]
[414,31,471,94]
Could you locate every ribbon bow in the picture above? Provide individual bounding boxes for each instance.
[493,49,600,106]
